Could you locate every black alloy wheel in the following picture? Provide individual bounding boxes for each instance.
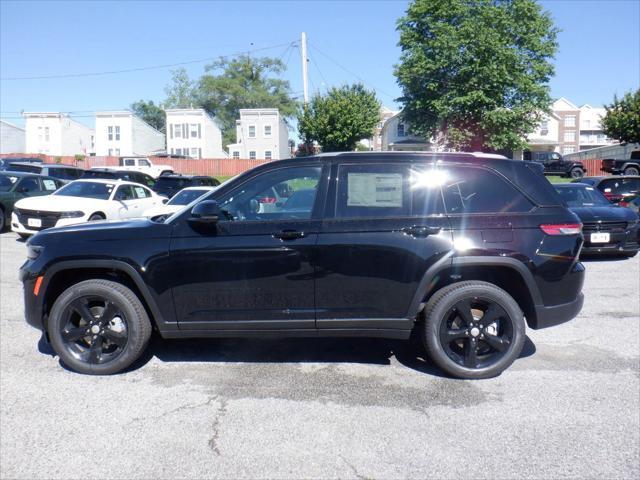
[48,279,152,375]
[59,296,128,365]
[438,297,513,369]
[423,281,525,379]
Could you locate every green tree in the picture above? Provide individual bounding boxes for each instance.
[395,0,558,152]
[130,100,166,132]
[196,55,298,146]
[298,84,380,152]
[601,89,640,144]
[164,68,197,109]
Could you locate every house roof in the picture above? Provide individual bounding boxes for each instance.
[0,119,25,131]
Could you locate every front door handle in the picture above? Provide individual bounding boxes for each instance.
[401,225,441,237]
[273,230,306,240]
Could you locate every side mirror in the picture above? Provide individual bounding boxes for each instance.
[189,200,221,225]
[161,198,168,204]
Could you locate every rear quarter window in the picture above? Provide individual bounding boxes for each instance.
[441,166,534,214]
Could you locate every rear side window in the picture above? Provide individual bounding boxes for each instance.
[441,166,533,214]
[42,178,58,191]
[115,185,136,201]
[132,185,151,199]
[336,163,444,218]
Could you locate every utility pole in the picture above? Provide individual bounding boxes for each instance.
[301,32,309,104]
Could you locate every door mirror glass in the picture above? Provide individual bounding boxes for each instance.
[189,200,221,225]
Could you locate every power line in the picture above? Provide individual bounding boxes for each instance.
[307,41,397,101]
[1,41,296,81]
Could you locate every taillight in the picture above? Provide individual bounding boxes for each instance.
[604,193,623,203]
[259,197,277,204]
[540,223,582,235]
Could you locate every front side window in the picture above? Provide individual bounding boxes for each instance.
[441,166,533,214]
[17,177,40,192]
[335,163,444,218]
[217,166,321,221]
[124,159,135,166]
[139,159,150,166]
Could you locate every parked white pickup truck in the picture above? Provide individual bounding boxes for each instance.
[118,157,174,178]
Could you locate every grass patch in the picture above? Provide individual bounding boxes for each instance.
[546,175,569,184]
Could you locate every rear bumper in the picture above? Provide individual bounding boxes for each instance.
[532,292,584,329]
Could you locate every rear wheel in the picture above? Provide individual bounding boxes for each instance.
[623,166,639,176]
[423,281,525,379]
[18,233,30,240]
[569,167,584,179]
[88,213,105,221]
[48,279,152,375]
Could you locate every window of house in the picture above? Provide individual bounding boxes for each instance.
[108,148,113,156]
[44,127,50,142]
[232,151,240,159]
[248,125,256,138]
[580,134,588,143]
[190,147,199,159]
[249,151,257,160]
[115,126,120,141]
[264,125,272,137]
[108,126,113,141]
[564,115,576,127]
[583,119,591,128]
[397,124,406,137]
[441,166,533,214]
[597,134,606,143]
[265,151,272,160]
[564,131,575,142]
[190,124,199,138]
[174,124,182,138]
[563,146,575,154]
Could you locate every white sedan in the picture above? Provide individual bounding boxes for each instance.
[11,179,166,236]
[143,186,217,220]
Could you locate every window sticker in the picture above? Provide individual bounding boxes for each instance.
[347,173,403,207]
[43,179,57,191]
[134,187,146,198]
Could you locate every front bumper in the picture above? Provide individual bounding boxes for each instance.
[12,212,88,235]
[20,265,44,331]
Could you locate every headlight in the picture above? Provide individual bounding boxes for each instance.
[59,211,84,218]
[13,207,21,216]
[27,244,43,260]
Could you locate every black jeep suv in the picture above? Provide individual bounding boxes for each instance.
[523,151,585,179]
[20,152,585,379]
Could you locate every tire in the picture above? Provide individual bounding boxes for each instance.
[569,167,584,179]
[623,250,638,258]
[624,166,640,176]
[88,213,105,221]
[423,281,526,379]
[48,279,152,375]
[18,233,31,240]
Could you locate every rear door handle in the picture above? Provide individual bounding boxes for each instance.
[401,225,441,237]
[273,230,306,240]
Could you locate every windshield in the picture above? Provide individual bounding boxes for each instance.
[554,185,610,207]
[155,177,190,190]
[54,181,115,200]
[0,174,19,191]
[168,189,210,205]
[8,164,40,173]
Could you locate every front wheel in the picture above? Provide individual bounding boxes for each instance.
[569,167,584,179]
[624,166,640,176]
[423,281,525,379]
[48,279,152,375]
[88,213,105,221]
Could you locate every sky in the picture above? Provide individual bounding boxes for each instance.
[1,0,639,131]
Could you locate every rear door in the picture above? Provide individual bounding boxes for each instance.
[114,185,141,218]
[314,160,453,330]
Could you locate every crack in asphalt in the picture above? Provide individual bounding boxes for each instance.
[208,398,228,455]
[127,395,218,425]
[339,455,373,480]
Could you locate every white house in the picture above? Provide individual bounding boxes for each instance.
[165,108,226,158]
[0,119,26,154]
[381,112,431,151]
[24,112,93,156]
[227,108,290,160]
[94,111,165,157]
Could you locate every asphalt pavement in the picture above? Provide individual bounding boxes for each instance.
[0,231,638,479]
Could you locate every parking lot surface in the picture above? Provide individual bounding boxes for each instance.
[0,231,638,479]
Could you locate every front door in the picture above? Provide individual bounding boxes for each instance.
[169,164,327,330]
[314,161,453,330]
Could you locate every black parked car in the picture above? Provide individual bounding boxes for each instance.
[153,174,220,198]
[601,152,640,176]
[555,183,639,257]
[21,152,585,379]
[7,163,84,183]
[82,168,156,188]
[523,151,585,179]
[573,176,640,206]
[0,157,43,171]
